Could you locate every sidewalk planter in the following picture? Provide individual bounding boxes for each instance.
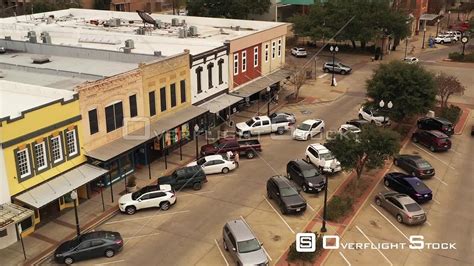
[126,175,137,193]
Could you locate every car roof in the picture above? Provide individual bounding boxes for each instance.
[426,130,449,138]
[432,117,452,125]
[399,154,421,160]
[308,143,330,153]
[394,194,417,205]
[225,219,256,241]
[290,159,315,170]
[341,124,360,130]
[79,231,113,241]
[204,154,225,161]
[347,119,369,124]
[270,175,292,188]
[302,119,321,124]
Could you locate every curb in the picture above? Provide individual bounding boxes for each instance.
[454,107,471,135]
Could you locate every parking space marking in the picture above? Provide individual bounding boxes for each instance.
[318,73,328,79]
[179,190,215,196]
[124,232,161,240]
[105,210,190,225]
[413,144,455,170]
[339,251,351,266]
[96,259,125,265]
[433,198,441,205]
[384,186,390,191]
[214,239,229,266]
[356,226,393,266]
[434,176,448,186]
[263,196,296,234]
[370,204,409,241]
[426,221,432,226]
[239,216,273,261]
[307,203,316,211]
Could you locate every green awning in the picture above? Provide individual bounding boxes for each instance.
[280,0,315,5]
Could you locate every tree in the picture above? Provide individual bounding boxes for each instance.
[325,125,400,184]
[366,61,437,121]
[186,0,271,19]
[94,0,111,10]
[435,73,466,109]
[286,66,307,100]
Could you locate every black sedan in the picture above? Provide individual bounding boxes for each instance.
[393,154,435,179]
[54,231,123,265]
[345,119,370,129]
[287,159,326,193]
[384,172,433,203]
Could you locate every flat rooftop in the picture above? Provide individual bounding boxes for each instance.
[0,8,286,56]
[0,80,77,120]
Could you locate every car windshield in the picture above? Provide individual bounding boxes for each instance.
[131,190,144,200]
[320,152,335,161]
[416,161,432,169]
[297,123,311,131]
[280,186,299,197]
[347,126,360,132]
[413,181,429,191]
[405,203,422,212]
[237,238,261,253]
[302,168,320,178]
[245,119,255,127]
[196,158,207,165]
[340,63,349,68]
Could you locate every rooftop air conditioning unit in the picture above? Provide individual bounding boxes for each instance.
[154,51,162,56]
[171,18,179,26]
[27,31,37,43]
[136,27,145,35]
[189,26,198,36]
[125,39,134,49]
[122,47,131,53]
[178,28,186,38]
[41,32,52,44]
[32,55,50,64]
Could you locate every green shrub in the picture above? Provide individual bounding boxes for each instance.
[287,233,324,263]
[326,196,353,222]
[440,105,462,124]
[448,52,474,62]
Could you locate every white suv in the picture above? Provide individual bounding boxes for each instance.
[291,47,307,57]
[305,143,342,173]
[358,106,391,126]
[119,185,176,215]
[434,35,453,44]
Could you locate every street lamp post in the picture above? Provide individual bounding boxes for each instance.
[321,160,337,233]
[266,87,271,116]
[70,191,80,237]
[330,46,338,87]
[422,27,427,49]
[379,100,393,124]
[436,19,440,36]
[194,124,200,160]
[404,37,409,59]
[447,11,451,29]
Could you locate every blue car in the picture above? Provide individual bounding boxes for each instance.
[383,172,432,203]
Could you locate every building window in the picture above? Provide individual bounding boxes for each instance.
[34,142,48,171]
[272,41,276,59]
[50,135,63,164]
[160,87,167,112]
[65,128,79,157]
[180,80,186,103]
[218,59,224,85]
[196,67,203,94]
[278,39,282,57]
[207,63,214,89]
[254,47,259,67]
[129,94,137,117]
[233,53,239,76]
[170,83,177,107]
[149,91,156,116]
[105,102,124,133]
[88,109,98,135]
[265,44,269,62]
[16,147,32,179]
[241,51,247,72]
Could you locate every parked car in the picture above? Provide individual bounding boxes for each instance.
[291,47,308,57]
[119,184,176,215]
[236,115,290,138]
[412,130,451,152]
[417,117,454,136]
[200,137,261,159]
[358,106,391,126]
[267,175,307,214]
[434,34,453,44]
[445,30,462,41]
[403,56,419,64]
[269,112,296,124]
[305,143,342,173]
[158,165,207,190]
[323,62,352,75]
[222,219,268,265]
[287,160,326,193]
[345,119,370,129]
[383,172,432,203]
[338,124,362,135]
[54,231,123,265]
[375,192,427,225]
[393,154,435,179]
[187,154,236,174]
[292,119,325,140]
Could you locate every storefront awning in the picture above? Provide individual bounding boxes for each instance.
[85,105,208,162]
[14,164,108,209]
[0,203,34,230]
[230,69,293,98]
[198,94,243,113]
[420,14,440,21]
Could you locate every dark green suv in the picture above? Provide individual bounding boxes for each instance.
[158,165,207,190]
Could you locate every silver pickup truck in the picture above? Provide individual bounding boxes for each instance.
[235,115,290,138]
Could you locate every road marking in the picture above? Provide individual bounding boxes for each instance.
[263,196,295,234]
[434,176,448,186]
[95,260,125,265]
[433,198,441,205]
[384,186,390,191]
[124,232,161,240]
[307,203,316,211]
[370,204,409,241]
[214,239,229,266]
[356,226,393,266]
[105,210,190,224]
[426,221,432,226]
[413,143,455,170]
[339,251,351,266]
[179,190,215,196]
[239,216,273,261]
[318,73,328,79]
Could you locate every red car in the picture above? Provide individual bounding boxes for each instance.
[412,130,451,152]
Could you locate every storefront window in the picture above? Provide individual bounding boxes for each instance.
[19,217,33,232]
[64,192,73,203]
[120,153,133,173]
[181,123,190,140]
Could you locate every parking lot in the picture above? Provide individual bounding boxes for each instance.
[325,118,474,266]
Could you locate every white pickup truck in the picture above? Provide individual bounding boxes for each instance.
[236,116,290,138]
